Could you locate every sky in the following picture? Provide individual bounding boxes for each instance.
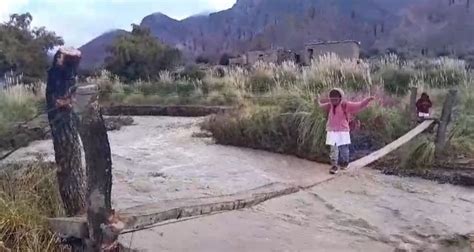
[0,0,236,47]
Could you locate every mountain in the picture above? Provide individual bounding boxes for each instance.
[80,0,474,69]
[79,29,128,70]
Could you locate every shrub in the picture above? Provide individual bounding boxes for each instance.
[176,80,197,97]
[357,105,410,144]
[180,65,206,80]
[219,53,232,66]
[0,84,43,136]
[379,68,415,96]
[274,61,299,88]
[203,103,329,162]
[247,71,275,93]
[422,58,468,88]
[401,137,435,169]
[136,81,164,95]
[195,55,211,64]
[303,53,371,92]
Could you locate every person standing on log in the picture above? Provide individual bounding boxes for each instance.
[46,47,86,216]
[316,88,375,175]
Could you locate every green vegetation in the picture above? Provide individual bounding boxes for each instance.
[196,55,473,167]
[0,160,64,251]
[0,83,44,136]
[0,13,63,82]
[105,24,181,81]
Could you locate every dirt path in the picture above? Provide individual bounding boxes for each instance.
[3,117,474,251]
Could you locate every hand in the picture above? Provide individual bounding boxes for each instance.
[367,96,375,102]
[55,98,72,108]
[314,94,320,104]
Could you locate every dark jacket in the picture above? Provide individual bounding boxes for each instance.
[416,95,432,114]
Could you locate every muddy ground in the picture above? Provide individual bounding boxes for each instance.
[2,117,473,251]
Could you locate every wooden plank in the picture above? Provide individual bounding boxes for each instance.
[48,182,299,238]
[347,120,435,170]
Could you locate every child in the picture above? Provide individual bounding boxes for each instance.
[316,88,375,174]
[416,92,432,120]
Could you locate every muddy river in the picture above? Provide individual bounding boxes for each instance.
[2,117,473,251]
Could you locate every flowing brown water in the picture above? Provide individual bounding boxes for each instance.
[3,117,473,251]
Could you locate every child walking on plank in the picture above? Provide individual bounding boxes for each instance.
[316,88,375,174]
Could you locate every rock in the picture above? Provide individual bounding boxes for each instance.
[394,243,414,252]
[191,131,213,138]
[131,180,153,193]
[104,116,134,131]
[148,172,166,178]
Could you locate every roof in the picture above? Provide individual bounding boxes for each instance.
[305,40,361,46]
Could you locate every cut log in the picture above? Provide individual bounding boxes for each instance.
[75,85,115,251]
[48,182,299,239]
[435,89,458,159]
[347,120,435,170]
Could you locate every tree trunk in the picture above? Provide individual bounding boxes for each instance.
[435,89,458,159]
[46,49,86,217]
[75,85,116,251]
[408,87,418,126]
[48,106,86,217]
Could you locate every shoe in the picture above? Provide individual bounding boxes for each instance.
[330,166,339,174]
[340,162,348,170]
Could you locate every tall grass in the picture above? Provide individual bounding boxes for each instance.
[0,160,64,251]
[303,53,372,92]
[0,84,45,136]
[201,55,472,166]
[449,84,474,156]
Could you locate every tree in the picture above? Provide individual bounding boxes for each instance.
[0,13,64,82]
[46,49,85,217]
[219,53,232,65]
[196,55,210,64]
[105,24,181,81]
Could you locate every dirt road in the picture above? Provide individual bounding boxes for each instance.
[3,117,474,251]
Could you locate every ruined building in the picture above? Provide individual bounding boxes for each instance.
[229,48,295,66]
[229,40,361,66]
[302,40,361,64]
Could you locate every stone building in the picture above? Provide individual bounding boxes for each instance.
[229,49,296,66]
[303,40,361,64]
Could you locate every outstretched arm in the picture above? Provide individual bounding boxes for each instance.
[345,97,375,114]
[315,95,331,112]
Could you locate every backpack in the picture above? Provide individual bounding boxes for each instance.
[327,102,360,131]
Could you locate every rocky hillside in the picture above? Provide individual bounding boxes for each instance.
[80,0,474,69]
